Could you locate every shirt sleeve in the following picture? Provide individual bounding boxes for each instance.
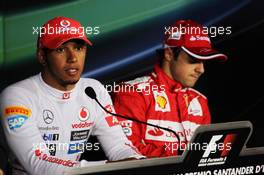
[91,83,144,161]
[0,87,79,175]
[114,90,166,157]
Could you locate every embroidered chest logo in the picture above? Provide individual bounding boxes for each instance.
[5,106,31,130]
[43,110,54,124]
[187,97,203,116]
[62,92,71,99]
[153,91,171,112]
[78,107,89,121]
[148,128,164,137]
[156,95,167,109]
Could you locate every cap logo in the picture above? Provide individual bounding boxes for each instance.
[189,36,210,42]
[190,36,196,41]
[59,20,78,34]
[60,20,71,28]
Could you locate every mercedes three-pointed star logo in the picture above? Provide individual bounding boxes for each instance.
[43,110,54,124]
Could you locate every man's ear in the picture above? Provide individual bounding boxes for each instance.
[164,48,173,62]
[37,49,46,66]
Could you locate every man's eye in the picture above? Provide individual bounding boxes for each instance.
[188,57,201,64]
[189,59,197,64]
[75,46,83,51]
[56,48,64,53]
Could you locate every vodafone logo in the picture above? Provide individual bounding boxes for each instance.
[60,20,71,28]
[72,121,93,129]
[79,107,89,121]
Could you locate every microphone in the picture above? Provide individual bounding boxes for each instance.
[85,87,181,143]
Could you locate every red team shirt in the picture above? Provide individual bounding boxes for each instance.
[114,64,211,157]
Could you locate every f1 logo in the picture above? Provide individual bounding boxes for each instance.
[202,135,223,158]
[202,134,235,158]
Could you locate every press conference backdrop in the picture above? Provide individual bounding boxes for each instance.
[1,0,264,171]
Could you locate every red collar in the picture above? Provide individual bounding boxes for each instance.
[152,64,184,93]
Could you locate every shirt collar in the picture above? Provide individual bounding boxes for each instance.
[153,64,185,93]
[38,73,78,100]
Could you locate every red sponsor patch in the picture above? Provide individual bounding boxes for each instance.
[105,116,119,127]
[5,106,31,117]
[35,149,77,167]
[62,92,71,99]
[79,107,89,121]
[148,128,164,136]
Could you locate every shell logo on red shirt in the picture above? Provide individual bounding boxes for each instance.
[153,91,171,112]
[78,107,89,121]
[156,95,167,109]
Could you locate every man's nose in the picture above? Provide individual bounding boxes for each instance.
[67,50,77,63]
[195,62,205,74]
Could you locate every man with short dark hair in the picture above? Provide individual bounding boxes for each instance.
[0,16,143,175]
[113,19,227,158]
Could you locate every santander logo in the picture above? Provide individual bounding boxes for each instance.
[148,128,164,136]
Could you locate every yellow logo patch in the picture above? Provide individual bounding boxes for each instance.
[4,106,31,117]
[156,95,167,109]
[153,91,171,112]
